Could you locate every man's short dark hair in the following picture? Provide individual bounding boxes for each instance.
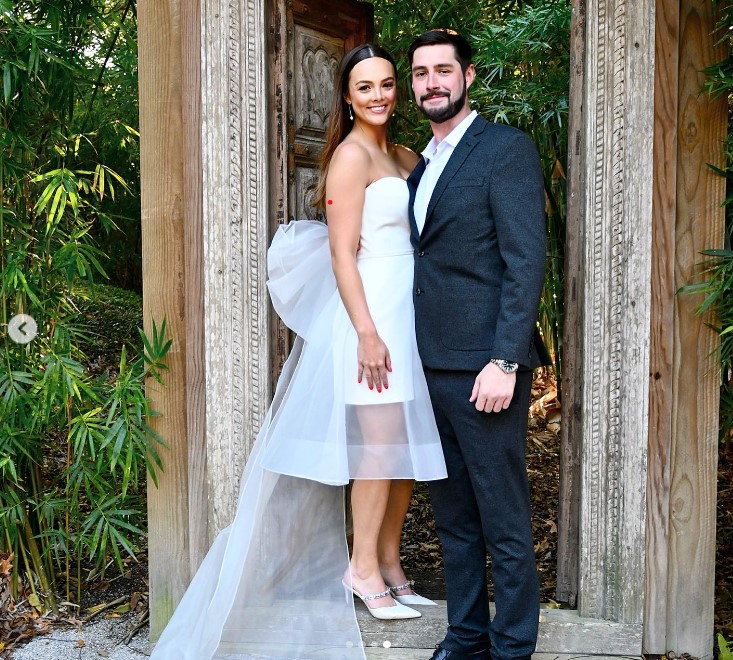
[408,29,473,72]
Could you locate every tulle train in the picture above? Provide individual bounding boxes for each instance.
[150,339,365,659]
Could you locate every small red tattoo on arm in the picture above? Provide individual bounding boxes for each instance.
[327,199,333,205]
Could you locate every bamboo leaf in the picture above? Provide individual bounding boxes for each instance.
[98,166,105,201]
[48,185,66,226]
[34,181,57,213]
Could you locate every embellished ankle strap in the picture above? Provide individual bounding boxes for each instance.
[361,587,392,601]
[388,580,414,593]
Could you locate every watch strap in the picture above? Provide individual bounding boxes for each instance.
[490,358,519,374]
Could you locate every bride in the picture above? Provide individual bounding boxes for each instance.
[150,43,446,660]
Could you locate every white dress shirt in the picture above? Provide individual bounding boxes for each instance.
[414,110,478,234]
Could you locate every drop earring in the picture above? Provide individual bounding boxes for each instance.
[348,103,354,121]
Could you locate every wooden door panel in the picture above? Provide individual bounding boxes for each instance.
[291,26,343,218]
[288,2,372,222]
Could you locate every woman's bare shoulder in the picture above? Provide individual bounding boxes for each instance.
[330,140,371,171]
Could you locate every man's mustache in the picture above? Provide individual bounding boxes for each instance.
[420,91,450,102]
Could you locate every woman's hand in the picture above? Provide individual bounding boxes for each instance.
[357,331,392,392]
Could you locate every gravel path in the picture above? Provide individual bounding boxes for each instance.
[10,616,150,659]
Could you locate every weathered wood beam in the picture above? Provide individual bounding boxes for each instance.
[644,3,726,656]
[143,0,272,637]
[579,0,654,628]
[181,0,208,580]
[557,0,586,608]
[645,0,679,650]
[138,0,191,639]
[664,3,725,657]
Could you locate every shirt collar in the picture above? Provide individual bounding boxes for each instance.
[421,110,478,162]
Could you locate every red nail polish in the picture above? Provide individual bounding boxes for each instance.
[369,384,374,390]
[384,384,389,389]
[377,388,382,393]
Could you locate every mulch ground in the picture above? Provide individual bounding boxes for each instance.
[717,438,733,640]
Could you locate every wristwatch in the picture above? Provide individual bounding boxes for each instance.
[490,358,519,374]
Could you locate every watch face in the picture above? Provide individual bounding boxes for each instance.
[492,358,517,373]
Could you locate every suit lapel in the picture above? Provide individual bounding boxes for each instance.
[407,157,426,247]
[423,115,487,233]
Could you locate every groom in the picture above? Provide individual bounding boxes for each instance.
[407,29,550,660]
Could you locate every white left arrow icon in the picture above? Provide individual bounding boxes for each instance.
[8,314,38,344]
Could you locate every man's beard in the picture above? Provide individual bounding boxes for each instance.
[417,81,467,123]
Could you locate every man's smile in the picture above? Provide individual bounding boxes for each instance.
[421,92,450,102]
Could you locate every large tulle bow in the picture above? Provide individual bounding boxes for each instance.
[267,220,336,341]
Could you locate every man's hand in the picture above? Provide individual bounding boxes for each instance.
[469,361,516,413]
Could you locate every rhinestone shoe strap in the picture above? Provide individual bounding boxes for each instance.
[388,580,414,593]
[361,587,392,601]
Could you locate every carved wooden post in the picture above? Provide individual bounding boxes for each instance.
[200,0,271,539]
[142,0,271,639]
[578,0,654,627]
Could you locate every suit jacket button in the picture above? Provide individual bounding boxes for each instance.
[418,250,425,257]
[416,288,422,296]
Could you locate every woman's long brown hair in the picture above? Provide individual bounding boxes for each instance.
[313,43,397,212]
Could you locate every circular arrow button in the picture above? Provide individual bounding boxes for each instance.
[8,314,38,344]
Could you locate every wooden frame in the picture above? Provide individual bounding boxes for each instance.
[140,0,727,654]
[644,1,726,654]
[140,0,272,638]
[577,0,655,625]
[559,0,725,656]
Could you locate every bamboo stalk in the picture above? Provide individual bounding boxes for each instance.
[15,524,37,603]
[28,460,55,597]
[65,397,72,604]
[20,511,57,614]
[4,529,18,600]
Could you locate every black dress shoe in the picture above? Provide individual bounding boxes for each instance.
[429,645,492,660]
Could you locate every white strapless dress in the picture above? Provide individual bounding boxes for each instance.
[150,177,446,660]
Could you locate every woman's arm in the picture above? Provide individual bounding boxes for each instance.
[325,142,391,392]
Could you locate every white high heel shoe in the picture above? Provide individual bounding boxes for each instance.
[388,580,438,606]
[342,580,422,620]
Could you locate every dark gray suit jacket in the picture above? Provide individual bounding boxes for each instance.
[408,114,551,371]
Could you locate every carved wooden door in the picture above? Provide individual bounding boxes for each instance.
[269,0,373,381]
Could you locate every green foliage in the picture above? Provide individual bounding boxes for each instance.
[1,0,141,292]
[719,633,733,660]
[470,2,570,373]
[0,0,166,610]
[683,249,733,373]
[375,0,571,372]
